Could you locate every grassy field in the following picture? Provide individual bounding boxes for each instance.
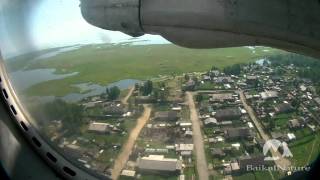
[8,44,285,96]
[289,129,320,167]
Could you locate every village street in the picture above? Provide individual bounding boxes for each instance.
[239,91,291,170]
[186,92,209,180]
[121,86,135,105]
[112,105,152,180]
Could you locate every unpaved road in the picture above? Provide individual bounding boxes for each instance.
[239,91,291,170]
[121,87,135,105]
[186,92,209,180]
[112,105,152,180]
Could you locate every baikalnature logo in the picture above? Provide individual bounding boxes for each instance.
[263,139,293,161]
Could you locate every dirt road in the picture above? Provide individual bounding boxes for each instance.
[121,87,135,105]
[111,105,152,180]
[239,91,291,170]
[186,92,209,180]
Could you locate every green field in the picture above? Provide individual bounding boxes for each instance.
[8,44,285,96]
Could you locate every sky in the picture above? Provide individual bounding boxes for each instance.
[0,0,169,58]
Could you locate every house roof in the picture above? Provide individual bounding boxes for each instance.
[239,155,266,169]
[211,148,225,156]
[288,119,300,128]
[154,111,178,121]
[210,93,234,102]
[215,76,233,83]
[215,108,241,120]
[121,170,136,177]
[275,103,293,113]
[314,97,320,105]
[204,118,218,125]
[176,144,194,151]
[88,122,109,133]
[138,155,182,172]
[260,91,278,99]
[225,127,253,139]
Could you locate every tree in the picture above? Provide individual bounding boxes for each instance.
[195,94,203,103]
[184,74,190,81]
[44,99,84,131]
[268,118,275,130]
[106,86,120,100]
[223,64,241,75]
[141,80,153,95]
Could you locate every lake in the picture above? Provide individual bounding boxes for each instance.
[62,79,142,102]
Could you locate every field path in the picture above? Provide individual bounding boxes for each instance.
[111,105,152,180]
[239,91,291,170]
[186,92,209,180]
[121,86,135,105]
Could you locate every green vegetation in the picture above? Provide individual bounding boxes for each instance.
[7,44,284,96]
[106,86,121,100]
[223,64,241,75]
[233,171,276,180]
[140,80,153,95]
[273,113,295,129]
[42,99,84,131]
[290,129,320,167]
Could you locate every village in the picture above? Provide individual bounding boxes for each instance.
[42,58,320,180]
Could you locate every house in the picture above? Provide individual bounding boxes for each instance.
[314,97,320,106]
[175,144,194,152]
[104,103,126,115]
[210,70,220,77]
[230,162,240,173]
[121,170,136,178]
[287,133,296,141]
[209,93,234,103]
[154,111,179,121]
[172,106,182,111]
[203,118,218,126]
[270,132,285,140]
[275,103,293,114]
[135,96,155,104]
[214,76,233,84]
[88,122,110,134]
[246,76,258,85]
[211,148,225,157]
[224,127,253,140]
[202,75,211,81]
[239,155,267,170]
[215,108,241,121]
[288,119,301,129]
[260,91,278,100]
[137,155,182,173]
[183,79,196,91]
[178,121,192,127]
[180,151,192,157]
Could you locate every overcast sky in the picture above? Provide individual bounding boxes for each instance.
[0,0,168,58]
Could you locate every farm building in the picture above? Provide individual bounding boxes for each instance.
[211,148,225,157]
[154,111,179,121]
[224,127,254,140]
[135,96,155,104]
[288,119,301,129]
[215,108,241,121]
[214,76,234,83]
[137,155,182,173]
[260,91,278,100]
[275,103,293,114]
[209,93,234,102]
[88,122,110,134]
[238,155,268,170]
[246,76,258,85]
